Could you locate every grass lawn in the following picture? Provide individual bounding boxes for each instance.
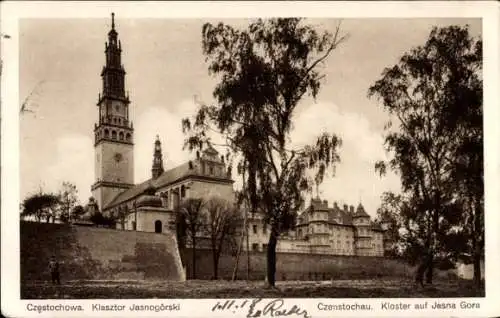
[21,278,484,299]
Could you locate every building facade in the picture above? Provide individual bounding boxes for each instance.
[87,14,385,257]
[246,198,385,257]
[88,14,234,235]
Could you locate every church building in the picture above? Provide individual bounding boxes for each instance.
[88,13,234,234]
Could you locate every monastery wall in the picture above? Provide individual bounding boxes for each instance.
[179,248,416,281]
[20,221,185,283]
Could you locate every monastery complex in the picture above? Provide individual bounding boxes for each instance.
[85,14,387,257]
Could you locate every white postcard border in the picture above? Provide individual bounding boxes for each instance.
[1,1,499,317]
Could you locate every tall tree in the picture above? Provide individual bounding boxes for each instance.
[58,182,79,223]
[21,192,60,223]
[71,205,86,221]
[183,18,345,286]
[369,25,482,285]
[176,198,205,279]
[374,192,404,258]
[205,197,241,279]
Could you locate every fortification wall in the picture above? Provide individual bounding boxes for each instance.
[20,221,185,283]
[180,248,416,281]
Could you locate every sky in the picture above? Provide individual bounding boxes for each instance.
[19,17,481,217]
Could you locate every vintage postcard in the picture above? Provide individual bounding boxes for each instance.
[1,1,499,317]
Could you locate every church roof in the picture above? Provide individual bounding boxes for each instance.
[327,206,354,225]
[300,199,373,227]
[353,203,370,218]
[104,159,232,210]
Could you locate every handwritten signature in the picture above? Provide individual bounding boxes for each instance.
[212,298,310,318]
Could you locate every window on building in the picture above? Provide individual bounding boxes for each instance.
[252,243,259,251]
[132,221,136,231]
[181,185,186,198]
[209,165,214,175]
[155,220,162,233]
[119,132,124,140]
[111,130,117,139]
[262,244,268,250]
[253,225,257,234]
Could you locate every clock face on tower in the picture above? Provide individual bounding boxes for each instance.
[114,152,123,163]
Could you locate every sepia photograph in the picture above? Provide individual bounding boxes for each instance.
[17,13,485,299]
[2,1,498,317]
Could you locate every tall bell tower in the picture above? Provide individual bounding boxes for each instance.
[91,13,134,211]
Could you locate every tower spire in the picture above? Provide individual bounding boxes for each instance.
[100,12,126,101]
[152,135,165,179]
[92,13,134,211]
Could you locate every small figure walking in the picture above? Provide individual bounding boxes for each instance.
[49,255,60,285]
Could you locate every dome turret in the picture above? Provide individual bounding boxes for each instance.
[136,183,162,208]
[353,203,370,218]
[136,195,162,208]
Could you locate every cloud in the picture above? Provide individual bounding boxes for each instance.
[134,99,207,184]
[41,134,94,204]
[290,101,401,217]
[31,99,401,217]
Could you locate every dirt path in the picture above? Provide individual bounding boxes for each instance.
[22,279,484,299]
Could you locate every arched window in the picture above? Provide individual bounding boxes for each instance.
[111,130,117,139]
[154,220,162,233]
[119,132,124,140]
[126,133,131,142]
[104,129,109,138]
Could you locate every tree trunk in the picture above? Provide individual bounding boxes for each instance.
[192,236,196,279]
[246,219,250,280]
[232,210,248,281]
[473,251,481,287]
[425,252,434,285]
[415,260,426,287]
[426,208,439,285]
[213,256,219,280]
[266,228,278,287]
[212,240,218,280]
[232,227,245,281]
[472,197,482,288]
